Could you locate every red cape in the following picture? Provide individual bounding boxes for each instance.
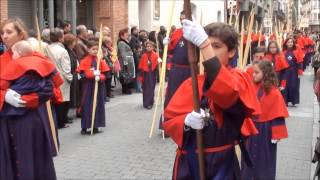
[138,51,158,72]
[296,36,306,49]
[168,28,183,52]
[0,52,57,80]
[255,84,289,122]
[163,68,261,146]
[283,49,304,63]
[265,53,289,72]
[77,55,110,73]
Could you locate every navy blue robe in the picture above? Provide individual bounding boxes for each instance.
[79,61,106,130]
[164,38,191,107]
[142,70,157,108]
[241,118,285,180]
[282,50,301,105]
[0,73,57,180]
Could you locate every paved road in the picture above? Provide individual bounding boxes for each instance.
[54,68,317,180]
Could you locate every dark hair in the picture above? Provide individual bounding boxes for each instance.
[204,22,239,51]
[131,26,138,34]
[87,37,99,48]
[118,28,129,39]
[253,47,266,54]
[61,20,71,29]
[148,31,156,43]
[282,37,297,50]
[50,28,64,42]
[254,60,278,94]
[63,34,77,47]
[267,40,280,54]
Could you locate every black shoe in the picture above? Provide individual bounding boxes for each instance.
[146,105,152,110]
[107,94,114,98]
[81,129,87,135]
[105,97,110,102]
[93,128,100,134]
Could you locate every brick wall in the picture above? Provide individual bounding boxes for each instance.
[0,0,8,22]
[94,0,128,45]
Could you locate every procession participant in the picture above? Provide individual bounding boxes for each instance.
[281,37,304,106]
[246,47,266,77]
[138,41,159,109]
[303,32,315,69]
[163,20,261,179]
[264,40,289,89]
[164,11,191,107]
[241,60,288,180]
[77,38,109,135]
[102,36,115,100]
[0,18,62,180]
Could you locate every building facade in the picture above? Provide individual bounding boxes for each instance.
[0,0,224,42]
[300,0,320,31]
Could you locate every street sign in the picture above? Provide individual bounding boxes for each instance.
[264,18,272,27]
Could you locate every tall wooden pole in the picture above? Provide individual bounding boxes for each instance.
[184,1,205,179]
[35,15,59,155]
[90,24,103,135]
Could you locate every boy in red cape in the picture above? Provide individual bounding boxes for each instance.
[77,39,109,134]
[265,40,289,89]
[246,47,266,77]
[241,60,288,180]
[163,21,261,179]
[0,42,63,180]
[281,37,304,106]
[138,41,159,109]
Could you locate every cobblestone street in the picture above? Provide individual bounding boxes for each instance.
[55,69,317,180]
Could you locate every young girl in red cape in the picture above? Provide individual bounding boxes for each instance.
[281,37,304,106]
[241,60,289,180]
[137,41,159,109]
[77,39,110,134]
[163,21,261,179]
[265,41,289,89]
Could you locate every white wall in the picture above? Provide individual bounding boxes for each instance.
[128,0,225,32]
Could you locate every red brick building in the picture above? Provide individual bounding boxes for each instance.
[0,0,128,42]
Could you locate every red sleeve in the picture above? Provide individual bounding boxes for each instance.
[203,59,261,116]
[84,70,95,79]
[51,87,63,104]
[271,118,288,139]
[294,49,305,63]
[168,29,183,52]
[271,125,288,139]
[241,117,259,137]
[21,93,39,109]
[0,89,7,111]
[280,80,287,88]
[99,74,106,81]
[275,53,289,72]
[163,76,204,147]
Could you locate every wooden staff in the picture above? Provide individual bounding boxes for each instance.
[241,9,255,69]
[90,24,103,135]
[35,15,59,155]
[234,11,240,31]
[149,0,175,138]
[184,0,205,179]
[258,23,263,47]
[238,17,244,68]
[154,31,165,139]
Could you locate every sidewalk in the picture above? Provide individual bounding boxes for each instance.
[276,70,316,180]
